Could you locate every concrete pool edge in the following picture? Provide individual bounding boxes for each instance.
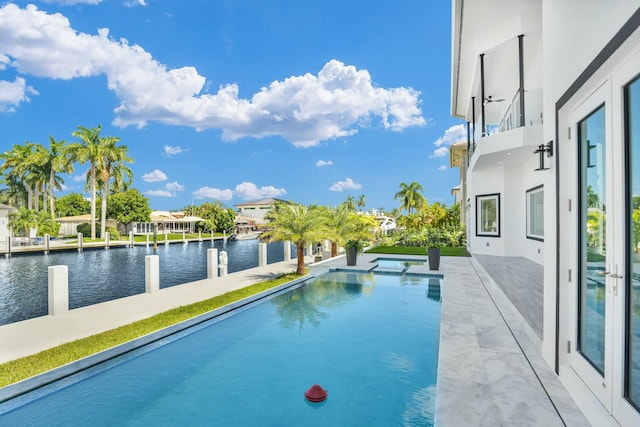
[0,273,314,405]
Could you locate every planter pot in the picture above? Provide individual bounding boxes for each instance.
[428,248,441,270]
[346,246,357,266]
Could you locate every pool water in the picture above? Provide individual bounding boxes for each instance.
[373,257,426,271]
[0,271,442,426]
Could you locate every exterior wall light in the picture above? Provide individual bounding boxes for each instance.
[534,140,553,171]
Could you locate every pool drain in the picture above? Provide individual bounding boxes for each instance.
[304,384,328,402]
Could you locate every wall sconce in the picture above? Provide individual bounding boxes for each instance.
[534,140,553,171]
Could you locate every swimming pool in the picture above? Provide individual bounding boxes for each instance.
[0,270,442,426]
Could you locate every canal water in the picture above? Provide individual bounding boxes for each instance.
[0,239,296,326]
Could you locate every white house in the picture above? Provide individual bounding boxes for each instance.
[0,203,16,248]
[130,211,204,235]
[451,1,640,425]
[235,198,285,225]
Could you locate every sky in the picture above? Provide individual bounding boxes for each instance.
[0,0,466,213]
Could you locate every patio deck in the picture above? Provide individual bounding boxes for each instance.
[474,255,544,341]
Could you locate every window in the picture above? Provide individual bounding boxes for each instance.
[476,193,500,237]
[526,186,544,240]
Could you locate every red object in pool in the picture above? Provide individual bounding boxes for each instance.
[305,384,328,402]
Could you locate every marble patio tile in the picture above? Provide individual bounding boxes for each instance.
[435,381,504,427]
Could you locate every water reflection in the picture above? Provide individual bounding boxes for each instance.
[272,272,376,330]
[427,278,441,303]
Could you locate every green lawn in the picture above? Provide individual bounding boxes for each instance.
[366,245,470,257]
[0,271,304,388]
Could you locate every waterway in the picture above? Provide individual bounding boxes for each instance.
[0,239,296,326]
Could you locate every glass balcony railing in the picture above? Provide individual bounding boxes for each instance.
[468,88,543,160]
[498,88,543,132]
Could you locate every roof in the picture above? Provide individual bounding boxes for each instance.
[150,211,204,222]
[235,198,288,207]
[0,203,16,211]
[56,214,92,222]
[56,214,118,223]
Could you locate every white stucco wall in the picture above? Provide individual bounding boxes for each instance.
[541,0,640,401]
[466,167,505,256]
[0,210,9,248]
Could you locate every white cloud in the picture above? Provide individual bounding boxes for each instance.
[124,0,147,7]
[192,186,233,201]
[433,124,467,147]
[145,189,174,197]
[40,0,102,4]
[141,169,168,182]
[0,4,425,147]
[0,77,38,112]
[166,181,185,192]
[315,160,333,167]
[438,165,447,171]
[72,172,86,182]
[145,181,184,197]
[430,147,449,158]
[235,182,286,200]
[163,145,184,156]
[329,178,362,192]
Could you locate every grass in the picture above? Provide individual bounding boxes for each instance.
[0,271,305,388]
[366,245,470,257]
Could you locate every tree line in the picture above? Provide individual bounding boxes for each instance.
[0,125,132,240]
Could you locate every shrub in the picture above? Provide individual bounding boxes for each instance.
[106,226,120,240]
[76,222,94,237]
[77,223,119,239]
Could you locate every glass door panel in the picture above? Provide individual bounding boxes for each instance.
[578,105,607,374]
[626,75,640,409]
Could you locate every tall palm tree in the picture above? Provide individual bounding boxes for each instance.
[0,143,37,209]
[394,181,426,214]
[357,194,366,211]
[68,125,104,240]
[261,203,324,275]
[96,137,133,238]
[0,174,27,208]
[344,195,356,211]
[31,137,74,217]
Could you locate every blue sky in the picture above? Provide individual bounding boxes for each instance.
[0,0,466,212]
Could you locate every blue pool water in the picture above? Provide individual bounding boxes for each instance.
[0,271,442,426]
[0,239,295,325]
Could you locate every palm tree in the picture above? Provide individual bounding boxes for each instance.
[96,137,133,238]
[68,125,105,240]
[261,203,324,275]
[31,137,74,217]
[357,194,366,211]
[8,207,37,243]
[0,174,27,208]
[0,143,37,209]
[321,204,353,257]
[343,195,356,211]
[394,181,426,214]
